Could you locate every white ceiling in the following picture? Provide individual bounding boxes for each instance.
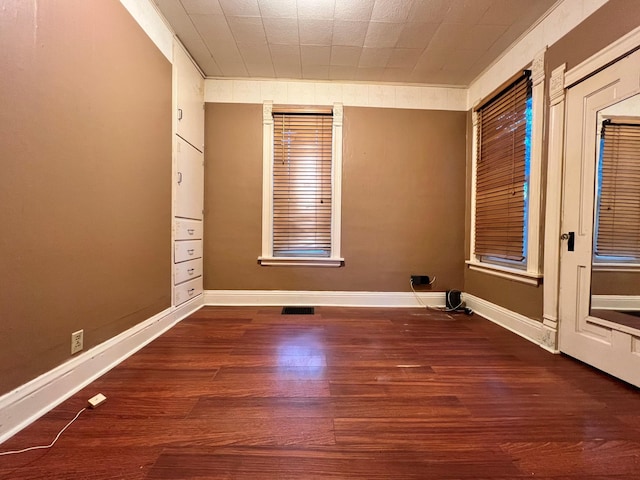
[154,0,558,86]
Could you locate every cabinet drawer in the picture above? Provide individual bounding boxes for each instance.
[174,258,203,285]
[174,277,203,306]
[175,219,203,240]
[174,240,202,263]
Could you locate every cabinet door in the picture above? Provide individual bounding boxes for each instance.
[174,45,204,151]
[175,138,204,220]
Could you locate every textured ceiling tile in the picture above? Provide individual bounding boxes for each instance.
[274,63,302,78]
[330,46,362,66]
[302,65,330,79]
[442,48,485,71]
[263,17,299,44]
[217,60,249,76]
[270,44,302,65]
[458,24,507,51]
[329,65,358,80]
[298,19,333,45]
[237,42,272,64]
[386,48,422,68]
[297,0,336,19]
[301,45,332,65]
[332,20,368,46]
[363,22,404,48]
[414,47,449,71]
[257,0,297,18]
[370,0,412,23]
[477,0,524,25]
[218,0,261,16]
[358,47,393,67]
[406,0,450,23]
[227,16,268,44]
[191,14,236,47]
[381,67,414,82]
[334,0,375,21]
[245,62,276,77]
[180,0,224,15]
[396,22,439,49]
[426,22,468,51]
[443,0,493,25]
[356,66,385,82]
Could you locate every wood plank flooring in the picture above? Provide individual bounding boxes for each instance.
[1,306,639,479]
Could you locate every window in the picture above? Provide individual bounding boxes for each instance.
[594,118,640,262]
[468,57,545,285]
[474,72,531,264]
[259,102,344,267]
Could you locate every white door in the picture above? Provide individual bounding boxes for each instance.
[559,49,640,387]
[175,137,204,220]
[175,45,204,151]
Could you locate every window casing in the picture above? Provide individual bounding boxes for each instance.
[259,102,344,267]
[468,52,545,285]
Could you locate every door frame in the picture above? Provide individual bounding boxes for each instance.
[542,26,640,352]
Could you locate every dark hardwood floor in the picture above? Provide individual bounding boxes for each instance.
[1,306,639,479]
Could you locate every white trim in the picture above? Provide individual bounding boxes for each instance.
[592,263,640,272]
[564,25,640,88]
[462,293,555,352]
[258,257,344,267]
[526,47,547,277]
[260,102,344,265]
[542,63,567,348]
[204,290,446,308]
[591,295,640,310]
[0,297,204,444]
[261,101,274,259]
[466,261,543,286]
[206,79,466,111]
[119,0,173,62]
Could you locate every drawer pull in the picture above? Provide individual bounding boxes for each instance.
[187,268,195,275]
[188,288,195,296]
[187,249,195,255]
[177,172,183,185]
[187,229,195,235]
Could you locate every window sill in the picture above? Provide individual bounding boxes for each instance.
[592,262,640,272]
[258,256,344,267]
[466,260,542,286]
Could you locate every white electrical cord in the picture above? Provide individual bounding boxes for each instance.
[445,290,464,312]
[409,278,426,308]
[0,407,86,456]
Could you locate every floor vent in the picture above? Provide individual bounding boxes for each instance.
[282,307,315,315]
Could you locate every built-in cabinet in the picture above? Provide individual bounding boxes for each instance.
[173,44,204,306]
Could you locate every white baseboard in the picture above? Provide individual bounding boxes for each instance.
[463,293,553,351]
[591,295,640,310]
[203,290,446,308]
[0,295,204,445]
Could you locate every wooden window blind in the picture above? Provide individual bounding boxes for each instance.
[595,119,640,258]
[474,72,532,262]
[273,111,333,257]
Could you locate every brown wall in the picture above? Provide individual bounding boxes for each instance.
[546,0,640,73]
[0,1,172,394]
[204,104,467,292]
[592,272,640,296]
[464,0,640,322]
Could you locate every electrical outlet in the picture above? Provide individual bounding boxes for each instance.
[71,329,83,355]
[411,275,431,286]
